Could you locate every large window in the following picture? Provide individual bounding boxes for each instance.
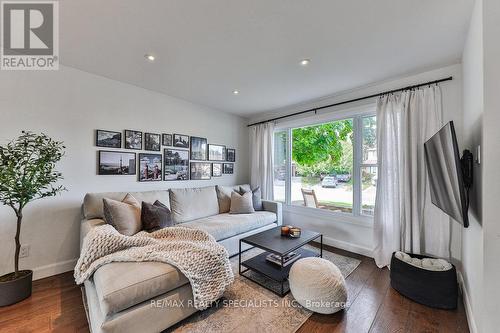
[291,118,354,212]
[273,112,377,218]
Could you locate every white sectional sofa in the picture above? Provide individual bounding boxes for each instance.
[79,184,282,333]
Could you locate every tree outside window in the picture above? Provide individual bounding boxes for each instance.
[273,113,377,217]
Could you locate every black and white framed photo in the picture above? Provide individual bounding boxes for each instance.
[98,151,136,175]
[226,148,236,162]
[96,130,121,148]
[208,144,226,161]
[164,149,189,181]
[124,130,142,150]
[173,134,189,148]
[190,136,207,160]
[144,133,161,151]
[139,153,162,181]
[223,163,234,174]
[212,163,222,177]
[162,133,173,146]
[190,162,211,180]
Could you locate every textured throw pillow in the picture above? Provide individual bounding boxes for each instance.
[240,186,263,211]
[141,200,173,232]
[216,184,252,213]
[103,193,141,236]
[216,185,235,213]
[229,191,255,214]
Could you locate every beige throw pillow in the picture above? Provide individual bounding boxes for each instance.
[103,193,141,236]
[216,184,252,213]
[216,185,234,213]
[229,191,255,214]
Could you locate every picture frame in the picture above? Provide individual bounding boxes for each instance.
[190,136,208,160]
[139,153,162,181]
[124,130,142,150]
[226,148,236,162]
[190,162,211,180]
[144,133,161,151]
[223,163,234,174]
[96,130,121,148]
[164,149,189,181]
[208,144,226,161]
[162,133,173,146]
[173,134,189,148]
[212,163,222,177]
[98,151,136,175]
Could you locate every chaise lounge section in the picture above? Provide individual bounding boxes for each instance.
[79,184,282,333]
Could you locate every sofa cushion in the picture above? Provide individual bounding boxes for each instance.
[240,186,263,211]
[216,184,251,213]
[141,200,173,231]
[93,262,189,316]
[103,194,142,236]
[84,190,171,220]
[182,211,277,241]
[169,186,219,224]
[229,191,255,214]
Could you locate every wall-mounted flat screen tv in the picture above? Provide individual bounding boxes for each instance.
[424,121,469,227]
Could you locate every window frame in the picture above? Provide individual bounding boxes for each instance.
[359,115,378,217]
[273,103,377,223]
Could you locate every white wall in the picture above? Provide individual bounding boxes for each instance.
[250,64,464,260]
[461,0,483,331]
[0,65,250,280]
[481,0,500,331]
[461,1,500,331]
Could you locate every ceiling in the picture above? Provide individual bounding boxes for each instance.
[60,0,473,117]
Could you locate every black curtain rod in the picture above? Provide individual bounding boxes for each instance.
[247,76,453,127]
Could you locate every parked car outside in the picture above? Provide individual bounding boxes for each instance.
[336,174,351,182]
[321,175,338,188]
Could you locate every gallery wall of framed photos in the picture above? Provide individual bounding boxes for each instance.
[96,129,236,182]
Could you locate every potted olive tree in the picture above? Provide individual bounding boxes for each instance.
[0,132,65,306]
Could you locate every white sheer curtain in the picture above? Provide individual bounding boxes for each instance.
[249,122,275,200]
[373,85,450,268]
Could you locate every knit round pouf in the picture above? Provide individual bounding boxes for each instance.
[289,257,347,314]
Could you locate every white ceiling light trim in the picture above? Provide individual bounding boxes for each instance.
[144,54,155,62]
[300,59,311,66]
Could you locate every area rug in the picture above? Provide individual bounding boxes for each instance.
[165,246,361,333]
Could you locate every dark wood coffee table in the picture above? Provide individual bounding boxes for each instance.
[238,226,322,296]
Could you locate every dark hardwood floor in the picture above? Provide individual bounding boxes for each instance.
[297,245,470,333]
[0,246,469,333]
[0,272,89,333]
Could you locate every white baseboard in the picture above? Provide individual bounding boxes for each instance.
[32,258,77,280]
[457,271,478,333]
[320,235,373,258]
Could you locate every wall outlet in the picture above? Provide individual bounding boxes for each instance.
[20,244,30,258]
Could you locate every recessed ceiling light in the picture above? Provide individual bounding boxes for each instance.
[300,59,311,66]
[145,54,155,61]
[232,90,240,95]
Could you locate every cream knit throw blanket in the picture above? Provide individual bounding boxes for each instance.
[74,224,234,310]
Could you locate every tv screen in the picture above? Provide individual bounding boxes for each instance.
[424,121,468,227]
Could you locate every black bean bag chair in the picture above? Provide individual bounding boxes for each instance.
[390,252,458,309]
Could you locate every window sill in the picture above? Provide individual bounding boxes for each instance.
[282,204,374,228]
